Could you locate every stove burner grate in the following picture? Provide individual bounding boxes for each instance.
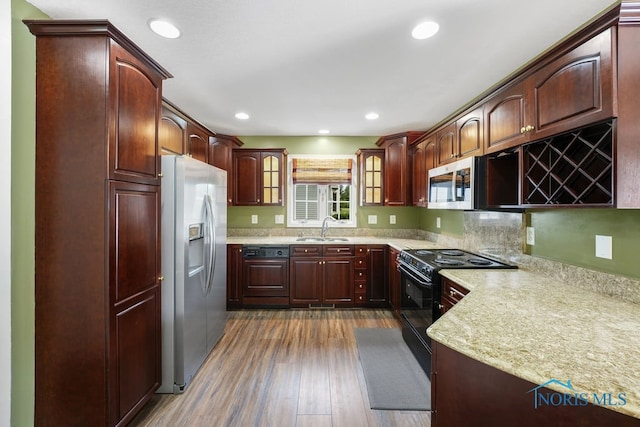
[468,258,492,266]
[434,258,464,266]
[415,249,434,256]
[439,250,465,257]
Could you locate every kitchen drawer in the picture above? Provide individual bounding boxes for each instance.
[355,279,366,293]
[354,256,367,270]
[355,270,366,282]
[290,245,322,257]
[442,277,469,304]
[323,245,354,257]
[355,289,367,305]
[355,245,368,256]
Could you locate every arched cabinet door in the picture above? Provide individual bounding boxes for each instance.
[111,43,164,185]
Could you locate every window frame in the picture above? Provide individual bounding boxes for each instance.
[286,154,358,228]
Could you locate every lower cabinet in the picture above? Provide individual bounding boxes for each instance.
[242,258,289,306]
[226,243,392,308]
[290,245,355,307]
[431,341,638,426]
[439,276,469,315]
[227,244,243,309]
[388,246,401,314]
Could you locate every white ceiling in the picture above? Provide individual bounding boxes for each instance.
[27,0,619,136]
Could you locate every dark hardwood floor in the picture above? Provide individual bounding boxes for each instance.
[131,309,431,426]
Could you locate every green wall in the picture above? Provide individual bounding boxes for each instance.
[416,208,464,236]
[527,209,640,279]
[11,0,48,425]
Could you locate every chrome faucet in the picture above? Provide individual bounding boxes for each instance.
[321,216,337,238]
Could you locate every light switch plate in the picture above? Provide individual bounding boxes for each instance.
[389,215,396,225]
[436,217,441,229]
[251,214,258,224]
[368,215,378,225]
[275,214,284,224]
[595,235,612,259]
[526,227,535,245]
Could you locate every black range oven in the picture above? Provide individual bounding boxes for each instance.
[398,249,516,377]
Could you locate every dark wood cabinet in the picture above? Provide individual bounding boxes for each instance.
[209,134,243,205]
[290,245,354,307]
[439,276,469,315]
[388,247,401,314]
[531,27,614,142]
[160,102,187,155]
[357,148,385,206]
[209,134,242,172]
[187,121,210,163]
[456,107,484,159]
[232,148,287,206]
[431,341,638,427]
[435,122,457,166]
[411,134,435,207]
[376,132,422,206]
[485,28,613,156]
[353,245,386,306]
[366,245,388,306]
[354,246,368,305]
[227,244,243,309]
[26,20,170,426]
[484,79,533,154]
[242,258,290,306]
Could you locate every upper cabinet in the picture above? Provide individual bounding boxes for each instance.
[160,102,187,155]
[411,134,435,207]
[531,27,615,141]
[376,132,422,206]
[160,99,217,164]
[187,121,211,163]
[209,134,243,172]
[456,107,484,158]
[484,79,533,154]
[485,27,614,155]
[209,134,243,206]
[232,148,287,206]
[357,149,385,206]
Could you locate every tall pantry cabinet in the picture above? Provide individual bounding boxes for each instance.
[25,21,172,426]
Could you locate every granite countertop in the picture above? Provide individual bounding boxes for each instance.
[226,236,438,252]
[428,268,640,419]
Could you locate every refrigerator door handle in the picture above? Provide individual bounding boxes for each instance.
[203,194,216,294]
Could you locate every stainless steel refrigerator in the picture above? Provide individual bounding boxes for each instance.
[158,155,227,394]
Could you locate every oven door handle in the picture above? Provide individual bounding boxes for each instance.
[398,264,433,288]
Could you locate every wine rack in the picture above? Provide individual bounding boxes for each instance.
[522,121,614,206]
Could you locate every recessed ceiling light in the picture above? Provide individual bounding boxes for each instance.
[365,112,379,120]
[412,21,439,40]
[148,19,181,39]
[235,112,250,120]
[318,129,331,135]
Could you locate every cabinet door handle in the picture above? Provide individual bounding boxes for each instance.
[158,276,164,281]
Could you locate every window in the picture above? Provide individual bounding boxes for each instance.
[287,155,357,228]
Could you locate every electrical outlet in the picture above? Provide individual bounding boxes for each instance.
[436,217,441,229]
[526,227,535,245]
[251,214,258,224]
[368,215,378,225]
[275,214,284,224]
[389,215,396,225]
[595,235,612,259]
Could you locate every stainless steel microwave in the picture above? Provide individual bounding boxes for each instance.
[427,156,484,210]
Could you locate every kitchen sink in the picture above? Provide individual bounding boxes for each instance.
[295,237,349,242]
